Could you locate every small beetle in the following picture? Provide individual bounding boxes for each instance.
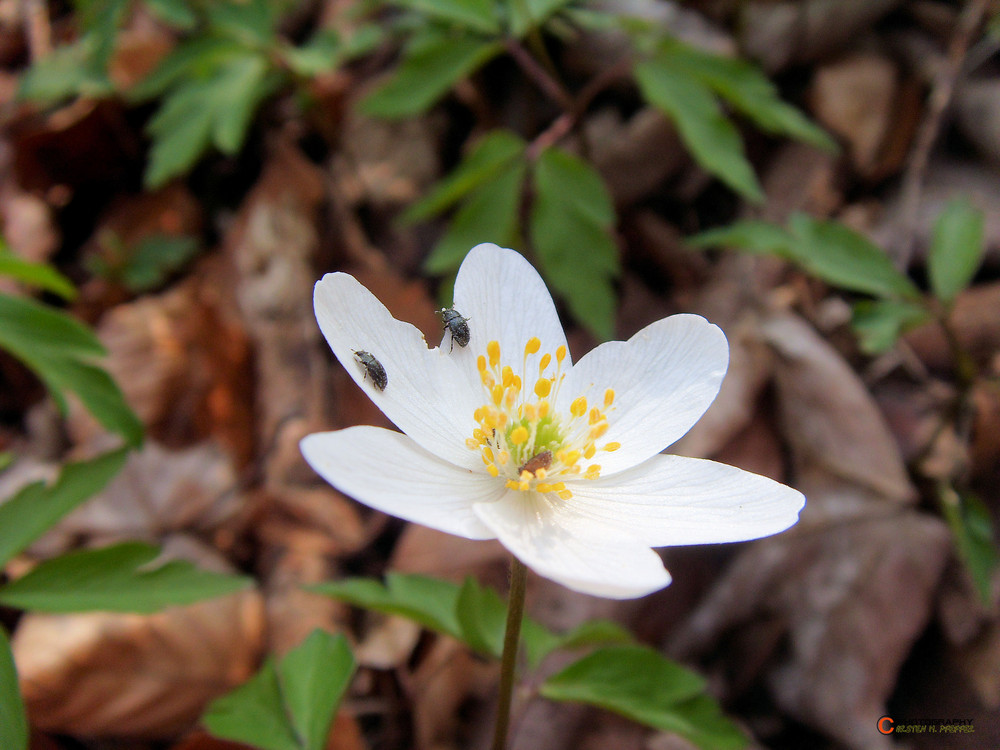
[518,450,553,476]
[437,307,470,351]
[353,350,387,391]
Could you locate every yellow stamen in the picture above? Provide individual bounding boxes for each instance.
[539,353,551,372]
[534,377,552,398]
[589,408,603,424]
[488,340,501,367]
[477,355,487,373]
[558,490,573,500]
[482,447,494,462]
[603,442,621,452]
[525,337,540,355]
[570,397,587,417]
[604,388,615,407]
[590,423,609,439]
[510,426,529,445]
[465,438,479,450]
[498,451,509,465]
[492,384,503,405]
[502,365,513,388]
[584,465,601,479]
[487,465,499,477]
[538,400,550,418]
[523,403,537,421]
[584,444,596,459]
[556,345,567,363]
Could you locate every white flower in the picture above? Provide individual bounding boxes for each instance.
[301,244,804,599]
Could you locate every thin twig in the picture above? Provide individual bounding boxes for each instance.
[894,0,989,269]
[491,556,528,750]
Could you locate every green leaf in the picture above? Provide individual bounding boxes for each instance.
[687,220,793,257]
[128,37,247,101]
[203,630,355,750]
[204,659,299,750]
[405,130,526,221]
[279,631,355,750]
[145,0,198,29]
[361,31,502,118]
[940,485,999,606]
[787,214,921,300]
[540,645,747,750]
[508,0,576,36]
[206,0,280,46]
[17,39,112,104]
[851,299,930,354]
[0,626,27,750]
[0,448,129,569]
[531,147,619,340]
[144,51,278,186]
[929,197,985,304]
[455,577,508,656]
[0,542,252,613]
[0,248,76,299]
[392,0,499,34]
[311,573,464,641]
[0,293,144,446]
[423,157,526,275]
[119,234,200,292]
[523,618,634,668]
[634,57,763,202]
[661,41,837,152]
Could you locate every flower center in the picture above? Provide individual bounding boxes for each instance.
[465,337,621,499]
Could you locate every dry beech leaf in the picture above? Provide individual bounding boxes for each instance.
[78,268,254,464]
[761,313,915,503]
[24,438,246,559]
[13,576,265,738]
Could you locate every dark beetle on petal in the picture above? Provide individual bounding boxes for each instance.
[353,350,387,391]
[437,307,470,351]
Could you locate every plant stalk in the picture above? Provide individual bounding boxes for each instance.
[491,556,528,750]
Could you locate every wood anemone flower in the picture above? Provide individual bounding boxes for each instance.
[301,244,804,598]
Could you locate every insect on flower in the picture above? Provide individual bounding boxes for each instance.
[302,244,805,599]
[353,350,387,391]
[437,307,471,350]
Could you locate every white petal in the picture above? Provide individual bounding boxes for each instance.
[314,272,482,468]
[450,244,571,387]
[472,491,672,599]
[559,314,729,474]
[564,454,805,547]
[301,426,499,540]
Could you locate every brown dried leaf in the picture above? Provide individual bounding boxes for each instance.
[762,313,915,503]
[13,582,265,738]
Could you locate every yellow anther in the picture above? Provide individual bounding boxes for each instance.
[589,407,603,424]
[519,478,530,491]
[510,426,529,445]
[487,465,499,477]
[481,411,497,429]
[585,465,601,479]
[556,345,567,363]
[538,401,550,418]
[550,482,566,492]
[502,366,513,388]
[539,353,551,372]
[604,388,615,407]
[498,451,509,465]
[590,423,609,439]
[536,483,552,493]
[492,384,503,405]
[473,428,487,442]
[534,378,552,398]
[525,337,541,355]
[477,355,487,373]
[480,370,495,388]
[482,446,494,462]
[584,444,596,459]
[481,452,492,466]
[560,449,581,466]
[465,438,479,450]
[488,340,501,367]
[520,470,532,481]
[603,442,621,452]
[570,397,587,417]
[505,388,517,408]
[512,375,522,390]
[534,468,547,480]
[497,412,508,428]
[506,479,520,491]
[558,489,573,500]
[523,403,537,421]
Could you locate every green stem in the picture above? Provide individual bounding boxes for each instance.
[491,556,528,750]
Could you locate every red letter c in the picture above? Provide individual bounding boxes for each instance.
[878,716,894,735]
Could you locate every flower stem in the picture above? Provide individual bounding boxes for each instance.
[491,556,527,750]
